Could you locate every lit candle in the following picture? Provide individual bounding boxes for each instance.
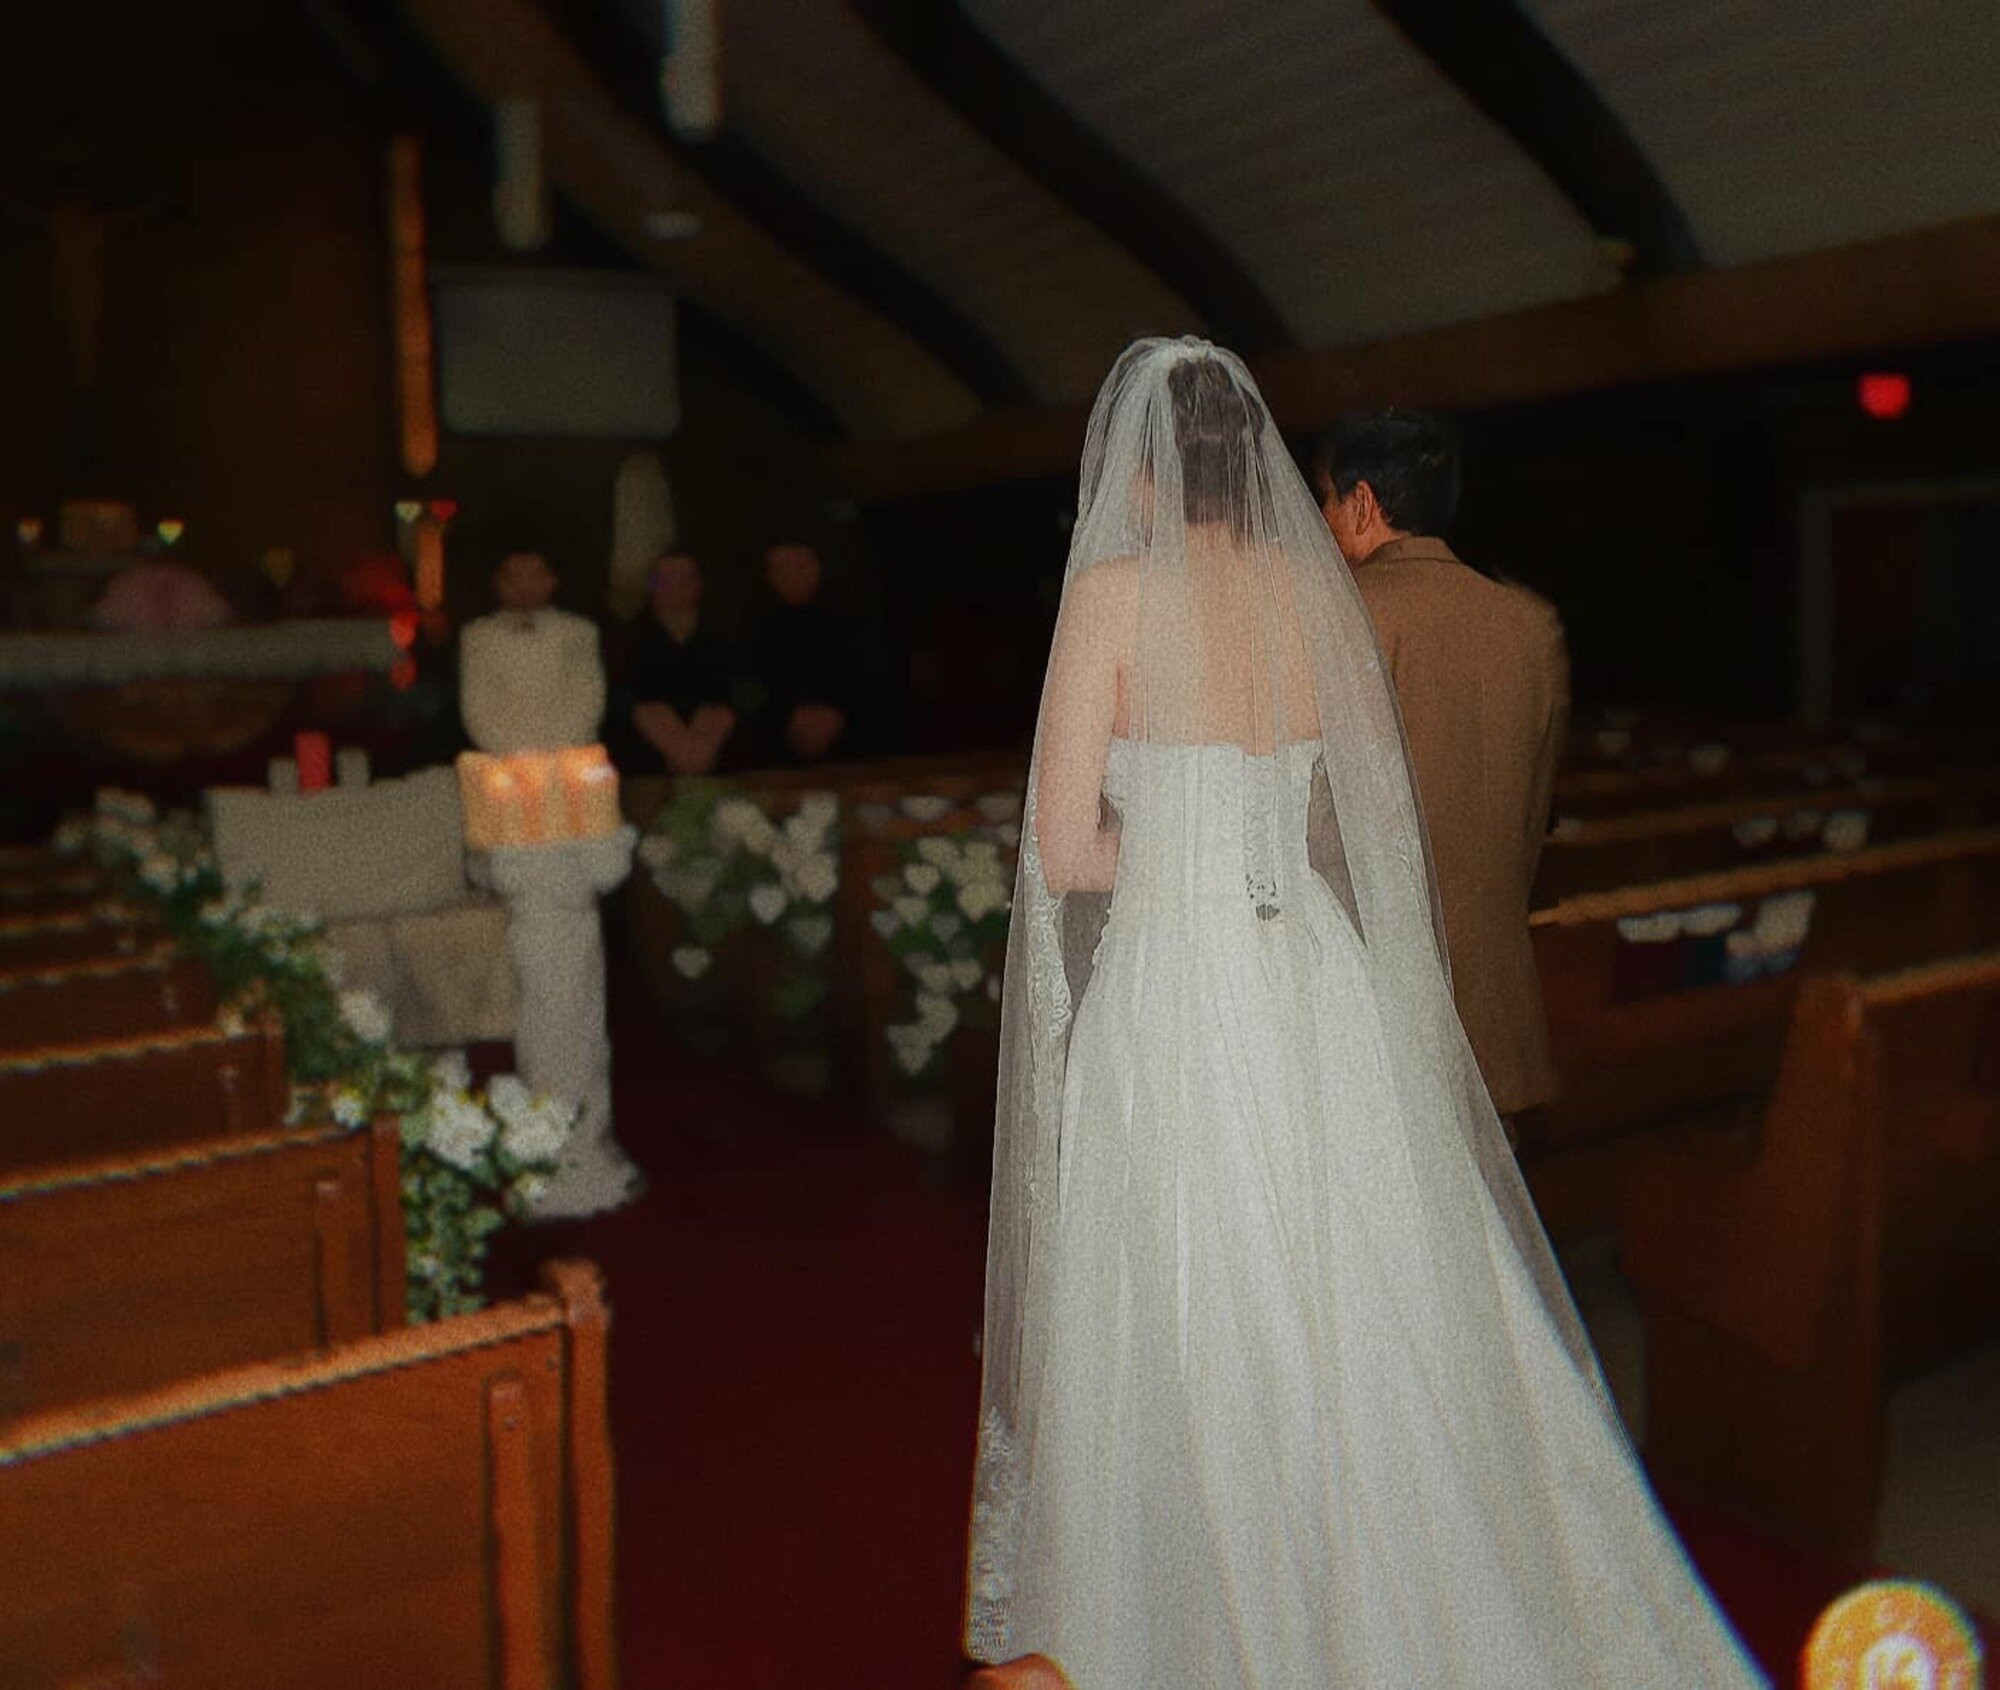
[295,732,333,793]
[484,762,523,847]
[562,746,622,837]
[516,753,554,844]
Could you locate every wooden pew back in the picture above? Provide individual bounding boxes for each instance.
[1622,952,2000,1556]
[0,1011,288,1177]
[0,1259,615,1690]
[1863,954,2000,1380]
[1535,770,2000,903]
[0,852,101,899]
[0,948,216,1053]
[0,905,155,969]
[1531,828,2000,1150]
[0,1117,404,1420]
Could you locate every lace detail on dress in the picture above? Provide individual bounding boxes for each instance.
[1243,751,1284,921]
[966,1407,1022,1662]
[1018,790,1074,1227]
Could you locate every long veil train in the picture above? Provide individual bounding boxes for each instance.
[965,337,1767,1687]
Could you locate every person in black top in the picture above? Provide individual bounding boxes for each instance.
[744,541,848,766]
[623,551,740,775]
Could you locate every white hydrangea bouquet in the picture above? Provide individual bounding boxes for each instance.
[873,829,1015,1081]
[382,1049,578,1321]
[58,792,574,1323]
[638,782,840,1020]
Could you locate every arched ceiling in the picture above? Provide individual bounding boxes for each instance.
[959,0,1624,348]
[400,0,2000,488]
[716,0,1206,408]
[1517,0,2000,267]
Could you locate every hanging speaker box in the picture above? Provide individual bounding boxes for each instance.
[660,0,721,139]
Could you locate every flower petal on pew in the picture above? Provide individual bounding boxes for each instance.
[1617,912,1685,944]
[1683,903,1744,938]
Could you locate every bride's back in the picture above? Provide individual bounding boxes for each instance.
[1118,543,1323,755]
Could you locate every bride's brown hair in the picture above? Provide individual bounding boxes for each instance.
[1167,354,1268,537]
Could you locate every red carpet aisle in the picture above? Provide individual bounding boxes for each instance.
[484,946,991,1688]
[485,949,1979,1689]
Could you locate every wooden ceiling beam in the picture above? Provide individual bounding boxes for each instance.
[399,0,983,439]
[825,215,2000,499]
[1372,0,1701,276]
[851,0,1294,357]
[546,0,1034,406]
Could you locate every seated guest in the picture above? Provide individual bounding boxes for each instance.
[92,555,235,633]
[626,551,738,776]
[745,541,847,766]
[459,550,605,754]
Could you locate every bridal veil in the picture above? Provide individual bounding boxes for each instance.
[967,337,1622,1660]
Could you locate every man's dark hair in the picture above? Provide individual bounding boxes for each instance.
[1311,409,1462,537]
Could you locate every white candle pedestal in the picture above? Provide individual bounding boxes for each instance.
[470,825,641,1220]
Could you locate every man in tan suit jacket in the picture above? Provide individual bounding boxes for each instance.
[1314,412,1567,1122]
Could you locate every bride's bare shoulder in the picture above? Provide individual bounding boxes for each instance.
[1062,555,1142,621]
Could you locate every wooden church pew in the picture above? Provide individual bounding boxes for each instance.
[1550,744,1864,821]
[0,848,102,898]
[0,1115,404,1419]
[1550,736,1992,825]
[1534,769,2000,904]
[1621,952,2000,1559]
[0,1009,288,1177]
[0,903,155,969]
[0,1258,616,1690]
[0,946,216,1054]
[1522,827,2000,1235]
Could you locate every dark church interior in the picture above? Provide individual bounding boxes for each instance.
[2,3,1996,1685]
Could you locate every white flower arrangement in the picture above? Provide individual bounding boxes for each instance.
[1731,815,1780,849]
[874,820,1017,1080]
[397,1053,578,1318]
[1820,809,1870,853]
[1688,743,1733,776]
[1722,890,1818,982]
[643,781,841,1021]
[338,988,394,1047]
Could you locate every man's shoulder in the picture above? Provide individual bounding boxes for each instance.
[1367,545,1560,638]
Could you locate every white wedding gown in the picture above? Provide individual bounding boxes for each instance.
[1003,736,1767,1688]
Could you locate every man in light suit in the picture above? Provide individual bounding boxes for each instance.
[1314,411,1567,1128]
[459,551,606,755]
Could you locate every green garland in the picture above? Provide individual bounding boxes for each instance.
[60,792,574,1322]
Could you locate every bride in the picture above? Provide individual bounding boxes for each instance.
[964,338,1768,1687]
